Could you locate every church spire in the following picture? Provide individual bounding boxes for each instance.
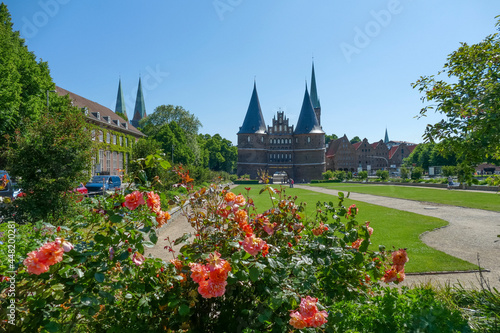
[310,62,321,125]
[114,78,128,121]
[238,81,267,134]
[384,128,389,143]
[295,84,323,135]
[131,77,146,128]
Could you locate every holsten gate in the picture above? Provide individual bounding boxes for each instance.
[237,64,325,183]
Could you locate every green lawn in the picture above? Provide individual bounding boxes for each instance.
[232,185,478,273]
[307,183,500,212]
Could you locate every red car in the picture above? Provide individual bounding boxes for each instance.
[16,183,88,201]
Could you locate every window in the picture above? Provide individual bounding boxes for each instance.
[113,135,117,145]
[112,152,117,174]
[247,136,250,143]
[125,137,129,147]
[99,150,104,173]
[91,129,96,141]
[106,132,110,144]
[307,136,311,143]
[119,153,123,171]
[106,151,111,173]
[99,131,103,142]
[119,136,123,146]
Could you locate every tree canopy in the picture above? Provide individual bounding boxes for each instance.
[413,16,500,166]
[325,134,338,145]
[405,142,457,169]
[140,104,202,136]
[0,3,54,165]
[350,136,361,144]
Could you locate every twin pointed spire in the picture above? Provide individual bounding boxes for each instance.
[114,77,147,128]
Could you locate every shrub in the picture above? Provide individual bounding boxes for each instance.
[334,170,347,181]
[411,167,424,181]
[329,286,471,332]
[376,170,389,181]
[322,170,334,180]
[400,166,410,180]
[357,171,368,181]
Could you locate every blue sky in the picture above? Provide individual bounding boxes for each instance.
[4,1,499,145]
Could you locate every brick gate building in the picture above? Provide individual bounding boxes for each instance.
[237,64,325,182]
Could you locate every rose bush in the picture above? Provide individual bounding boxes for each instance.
[0,162,420,332]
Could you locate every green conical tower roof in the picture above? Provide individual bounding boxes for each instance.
[310,62,321,110]
[131,77,146,128]
[384,128,389,143]
[114,79,128,121]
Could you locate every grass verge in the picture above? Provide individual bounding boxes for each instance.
[307,182,500,212]
[233,184,478,273]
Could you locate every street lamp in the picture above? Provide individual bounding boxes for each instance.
[368,156,389,170]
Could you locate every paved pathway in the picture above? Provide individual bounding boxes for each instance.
[146,184,500,290]
[296,185,500,290]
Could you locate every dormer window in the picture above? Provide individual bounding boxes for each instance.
[92,112,100,120]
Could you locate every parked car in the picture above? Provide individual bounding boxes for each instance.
[0,170,13,200]
[85,175,121,193]
[16,182,89,200]
[74,183,88,195]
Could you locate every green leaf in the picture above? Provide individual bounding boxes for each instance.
[142,240,155,248]
[249,266,260,282]
[174,233,191,245]
[42,321,61,333]
[109,214,123,224]
[94,272,105,283]
[179,304,190,316]
[149,231,158,244]
[160,160,171,170]
[117,251,130,261]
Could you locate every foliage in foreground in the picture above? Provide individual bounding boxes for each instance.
[0,164,477,332]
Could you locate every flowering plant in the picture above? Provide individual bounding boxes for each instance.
[1,163,408,332]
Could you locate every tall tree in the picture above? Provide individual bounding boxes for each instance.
[413,17,500,166]
[7,95,94,221]
[198,134,237,173]
[141,105,203,165]
[0,3,54,166]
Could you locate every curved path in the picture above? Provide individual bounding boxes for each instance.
[296,184,500,290]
